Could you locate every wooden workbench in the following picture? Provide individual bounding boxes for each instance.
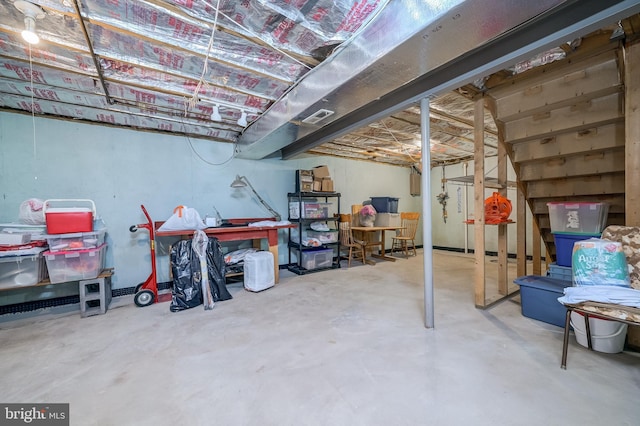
[155,219,294,283]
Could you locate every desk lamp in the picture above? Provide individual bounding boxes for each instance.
[231,175,281,221]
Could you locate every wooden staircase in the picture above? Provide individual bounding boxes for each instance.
[483,31,627,265]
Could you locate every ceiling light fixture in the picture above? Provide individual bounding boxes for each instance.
[210,104,222,121]
[200,100,253,127]
[237,110,248,127]
[14,1,46,45]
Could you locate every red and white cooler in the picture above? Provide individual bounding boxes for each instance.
[43,199,96,235]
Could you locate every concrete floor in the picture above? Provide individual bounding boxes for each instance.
[1,250,639,425]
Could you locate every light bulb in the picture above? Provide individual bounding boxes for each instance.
[22,17,39,44]
[237,111,248,127]
[210,104,221,121]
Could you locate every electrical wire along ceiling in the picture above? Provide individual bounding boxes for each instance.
[0,0,388,139]
[0,0,638,169]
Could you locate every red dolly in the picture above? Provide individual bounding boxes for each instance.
[129,204,171,307]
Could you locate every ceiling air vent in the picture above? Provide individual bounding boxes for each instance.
[302,109,335,124]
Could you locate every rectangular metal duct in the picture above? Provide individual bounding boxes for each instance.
[236,0,640,161]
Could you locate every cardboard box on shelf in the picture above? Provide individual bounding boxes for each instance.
[321,178,334,192]
[312,165,330,179]
[313,179,322,192]
[296,170,314,193]
[298,169,313,181]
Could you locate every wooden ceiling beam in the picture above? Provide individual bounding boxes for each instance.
[327,140,420,160]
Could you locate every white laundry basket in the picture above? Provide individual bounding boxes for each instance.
[570,311,628,353]
[244,251,274,292]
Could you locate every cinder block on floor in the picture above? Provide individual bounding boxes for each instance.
[79,276,112,318]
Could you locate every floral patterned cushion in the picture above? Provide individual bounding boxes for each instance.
[601,226,640,290]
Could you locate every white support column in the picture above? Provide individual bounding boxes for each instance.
[421,97,434,329]
[474,97,486,308]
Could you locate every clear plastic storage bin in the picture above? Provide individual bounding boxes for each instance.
[300,248,334,270]
[0,253,46,289]
[43,243,106,284]
[290,228,338,245]
[44,229,107,252]
[547,202,609,234]
[289,202,332,219]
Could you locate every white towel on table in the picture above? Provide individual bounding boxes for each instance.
[558,285,640,308]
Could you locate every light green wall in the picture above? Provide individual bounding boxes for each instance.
[428,159,538,256]
[0,112,423,298]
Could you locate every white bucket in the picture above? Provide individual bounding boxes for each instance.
[570,311,627,353]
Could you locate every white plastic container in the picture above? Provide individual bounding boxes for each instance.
[570,311,628,353]
[243,251,274,292]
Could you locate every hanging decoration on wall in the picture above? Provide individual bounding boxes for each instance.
[457,186,462,213]
[436,165,449,223]
[410,165,421,196]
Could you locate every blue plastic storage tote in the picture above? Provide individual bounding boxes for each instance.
[553,233,600,267]
[514,275,571,327]
[370,197,399,213]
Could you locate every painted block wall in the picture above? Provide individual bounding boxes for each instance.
[0,112,422,301]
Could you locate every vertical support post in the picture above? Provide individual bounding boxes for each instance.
[532,219,542,276]
[626,40,640,225]
[421,97,434,329]
[474,97,486,308]
[497,127,508,295]
[464,162,469,253]
[625,39,640,347]
[516,185,527,277]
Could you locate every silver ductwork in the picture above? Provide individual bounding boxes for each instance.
[236,0,640,160]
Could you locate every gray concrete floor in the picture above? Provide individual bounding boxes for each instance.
[1,250,639,426]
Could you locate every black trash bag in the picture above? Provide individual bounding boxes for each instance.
[205,238,232,302]
[169,237,232,312]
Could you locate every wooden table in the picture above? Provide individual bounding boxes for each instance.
[351,226,404,265]
[155,219,294,283]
